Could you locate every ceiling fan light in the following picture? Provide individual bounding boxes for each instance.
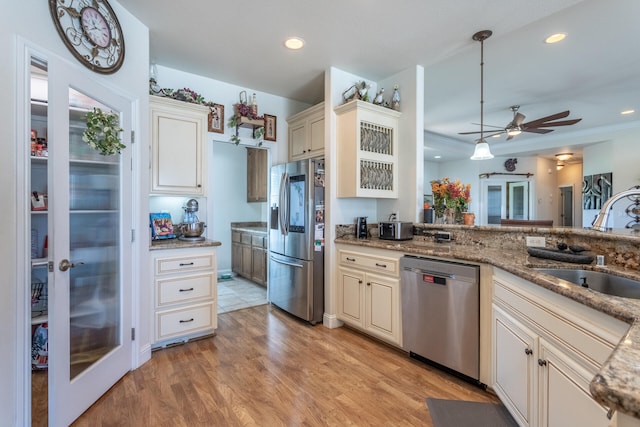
[507,127,522,136]
[555,152,573,161]
[470,140,494,160]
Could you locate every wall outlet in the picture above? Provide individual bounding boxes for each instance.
[526,236,546,247]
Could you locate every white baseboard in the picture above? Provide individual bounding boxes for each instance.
[323,313,343,329]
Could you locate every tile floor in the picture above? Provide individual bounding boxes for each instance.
[217,275,268,314]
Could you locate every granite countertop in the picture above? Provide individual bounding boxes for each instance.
[150,238,222,250]
[335,233,640,420]
[231,221,267,234]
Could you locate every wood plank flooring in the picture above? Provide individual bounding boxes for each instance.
[72,304,499,426]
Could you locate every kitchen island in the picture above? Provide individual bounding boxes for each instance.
[335,223,640,424]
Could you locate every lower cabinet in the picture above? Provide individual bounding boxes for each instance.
[337,247,401,346]
[492,268,628,427]
[231,228,267,286]
[152,247,217,348]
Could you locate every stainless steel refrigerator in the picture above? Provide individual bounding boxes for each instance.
[269,159,325,324]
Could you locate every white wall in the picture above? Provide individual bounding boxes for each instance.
[0,1,149,424]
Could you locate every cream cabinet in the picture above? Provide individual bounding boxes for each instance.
[287,102,324,161]
[334,100,400,198]
[337,247,401,346]
[152,247,217,348]
[150,95,209,196]
[492,268,628,427]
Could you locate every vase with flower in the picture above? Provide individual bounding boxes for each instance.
[431,178,472,224]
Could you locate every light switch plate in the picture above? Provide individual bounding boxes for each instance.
[526,236,546,247]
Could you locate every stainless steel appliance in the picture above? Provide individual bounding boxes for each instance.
[269,159,325,324]
[178,198,205,241]
[378,221,414,241]
[400,255,481,384]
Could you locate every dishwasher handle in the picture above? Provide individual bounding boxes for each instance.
[403,266,455,280]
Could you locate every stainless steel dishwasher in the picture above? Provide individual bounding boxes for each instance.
[401,255,481,384]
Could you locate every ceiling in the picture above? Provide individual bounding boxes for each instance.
[118,0,640,162]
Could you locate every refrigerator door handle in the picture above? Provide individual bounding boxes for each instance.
[278,172,288,235]
[271,256,304,269]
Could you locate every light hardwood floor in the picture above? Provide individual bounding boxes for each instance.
[71,304,499,426]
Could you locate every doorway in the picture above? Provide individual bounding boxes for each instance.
[559,185,574,227]
[480,178,533,225]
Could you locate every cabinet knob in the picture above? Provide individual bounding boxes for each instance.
[197,184,202,188]
[538,359,547,366]
[524,348,533,355]
[359,280,363,284]
[367,282,371,286]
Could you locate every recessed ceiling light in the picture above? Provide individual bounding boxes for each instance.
[621,109,635,115]
[545,33,566,44]
[284,37,305,50]
[434,155,441,159]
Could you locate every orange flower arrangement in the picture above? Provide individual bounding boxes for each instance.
[431,178,471,221]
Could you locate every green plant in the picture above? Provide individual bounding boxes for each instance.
[228,103,264,146]
[82,108,125,156]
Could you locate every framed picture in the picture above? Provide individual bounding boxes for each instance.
[264,114,277,141]
[208,103,224,133]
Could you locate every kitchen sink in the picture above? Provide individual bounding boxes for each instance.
[535,268,640,299]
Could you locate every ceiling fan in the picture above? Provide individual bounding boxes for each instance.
[460,104,583,141]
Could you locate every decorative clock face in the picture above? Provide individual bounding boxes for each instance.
[49,0,125,74]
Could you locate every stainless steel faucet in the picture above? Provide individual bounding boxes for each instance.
[591,185,640,231]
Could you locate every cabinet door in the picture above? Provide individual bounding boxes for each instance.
[241,243,253,278]
[539,339,612,427]
[338,267,365,327]
[308,116,324,157]
[493,306,537,427]
[150,97,207,196]
[365,273,400,344]
[251,247,267,285]
[289,121,307,160]
[246,147,268,202]
[231,242,242,274]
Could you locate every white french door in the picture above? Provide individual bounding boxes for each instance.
[30,52,133,426]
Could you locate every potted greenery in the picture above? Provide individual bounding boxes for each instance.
[82,108,125,156]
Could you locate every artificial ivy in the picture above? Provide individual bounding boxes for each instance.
[82,108,125,156]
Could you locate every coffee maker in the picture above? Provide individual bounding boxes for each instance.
[356,217,368,239]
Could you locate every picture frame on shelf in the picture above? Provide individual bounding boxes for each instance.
[208,103,224,133]
[264,114,277,141]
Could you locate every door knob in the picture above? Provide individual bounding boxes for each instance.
[59,259,84,271]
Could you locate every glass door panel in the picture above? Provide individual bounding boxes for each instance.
[68,87,122,378]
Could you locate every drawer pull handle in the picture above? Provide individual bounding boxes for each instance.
[346,257,356,262]
[375,263,387,268]
[179,262,195,266]
[179,318,194,323]
[179,288,194,292]
[524,348,533,355]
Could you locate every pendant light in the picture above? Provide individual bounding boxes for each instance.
[470,30,494,160]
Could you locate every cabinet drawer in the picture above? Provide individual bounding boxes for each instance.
[232,231,241,243]
[240,233,252,245]
[155,302,215,341]
[339,250,399,276]
[156,272,215,307]
[155,253,214,275]
[252,235,266,248]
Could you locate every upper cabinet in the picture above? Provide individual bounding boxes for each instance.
[334,100,400,199]
[287,102,324,161]
[246,147,268,203]
[150,96,209,196]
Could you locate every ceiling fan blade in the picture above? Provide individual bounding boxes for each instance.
[523,110,570,127]
[522,127,554,134]
[532,118,582,127]
[486,130,505,138]
[458,130,485,135]
[471,123,505,129]
[513,112,525,126]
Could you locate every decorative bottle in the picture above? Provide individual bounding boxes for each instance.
[392,85,400,111]
[250,93,258,118]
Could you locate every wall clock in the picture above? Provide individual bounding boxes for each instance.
[49,0,125,74]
